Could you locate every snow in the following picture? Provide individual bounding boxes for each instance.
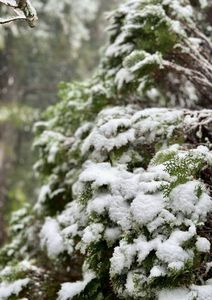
[82,121,135,155]
[149,266,166,278]
[40,217,65,258]
[131,193,164,225]
[158,288,191,300]
[58,201,88,254]
[125,272,135,296]
[100,118,132,137]
[169,181,212,222]
[147,209,176,233]
[106,31,133,57]
[74,122,92,139]
[36,184,51,206]
[191,285,212,300]
[196,237,210,253]
[170,20,185,36]
[87,194,112,215]
[125,271,147,298]
[81,106,186,158]
[0,266,12,277]
[124,50,163,74]
[115,68,134,89]
[62,224,78,237]
[58,201,86,227]
[110,241,136,275]
[0,279,30,300]
[146,87,160,101]
[104,227,121,244]
[0,0,17,7]
[81,223,104,246]
[157,241,192,267]
[169,181,200,215]
[80,162,122,187]
[78,143,212,283]
[156,226,196,265]
[57,271,95,300]
[110,221,197,275]
[199,0,208,9]
[79,162,138,200]
[136,236,161,263]
[108,196,132,230]
[1,0,211,298]
[163,0,193,18]
[158,285,212,300]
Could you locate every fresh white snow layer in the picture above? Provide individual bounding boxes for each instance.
[58,271,95,300]
[0,279,30,300]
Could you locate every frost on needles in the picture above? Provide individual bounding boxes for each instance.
[0,0,211,299]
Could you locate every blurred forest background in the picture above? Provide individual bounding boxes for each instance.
[0,0,119,244]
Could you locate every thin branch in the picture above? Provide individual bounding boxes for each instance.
[0,16,25,24]
[0,0,37,27]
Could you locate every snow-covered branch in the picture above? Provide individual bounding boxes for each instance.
[0,0,37,27]
[163,60,212,90]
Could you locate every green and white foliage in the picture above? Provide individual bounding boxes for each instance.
[33,105,212,299]
[102,0,212,108]
[0,0,211,299]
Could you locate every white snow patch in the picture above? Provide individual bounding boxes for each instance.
[115,68,134,89]
[131,193,164,225]
[196,237,210,253]
[110,241,136,275]
[191,284,212,300]
[57,271,95,300]
[0,279,30,300]
[158,288,191,300]
[40,217,65,258]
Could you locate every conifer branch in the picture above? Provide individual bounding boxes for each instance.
[163,60,212,90]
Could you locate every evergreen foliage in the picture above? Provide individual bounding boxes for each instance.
[0,0,211,299]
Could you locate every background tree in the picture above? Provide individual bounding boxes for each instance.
[0,0,119,245]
